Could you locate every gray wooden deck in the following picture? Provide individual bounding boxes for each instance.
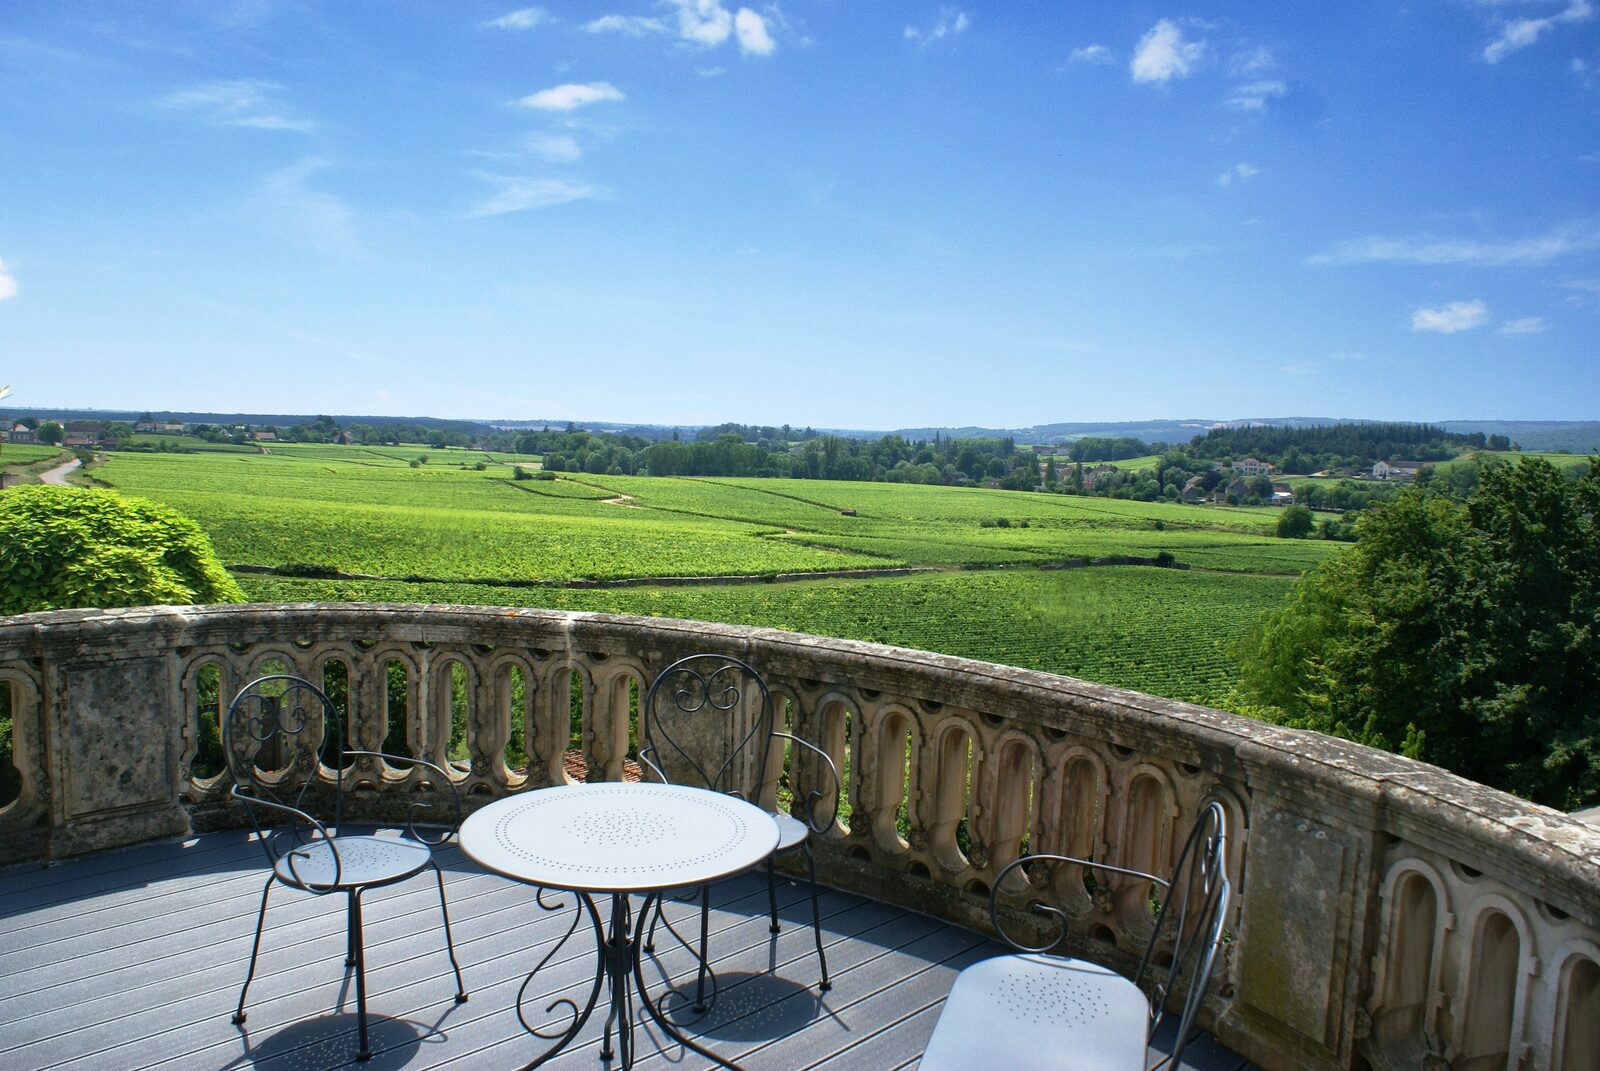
[0,830,1253,1071]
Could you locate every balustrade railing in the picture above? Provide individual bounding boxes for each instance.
[1,603,1596,1071]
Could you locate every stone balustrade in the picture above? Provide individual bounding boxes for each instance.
[1,603,1597,1071]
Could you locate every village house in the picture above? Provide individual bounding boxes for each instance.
[1271,481,1295,505]
[1372,459,1425,480]
[1233,456,1272,477]
[7,423,36,444]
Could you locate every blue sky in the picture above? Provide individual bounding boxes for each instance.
[1,2,1596,428]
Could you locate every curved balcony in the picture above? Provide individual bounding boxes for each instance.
[2,603,1597,1070]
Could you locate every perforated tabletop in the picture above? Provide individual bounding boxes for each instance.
[459,782,780,893]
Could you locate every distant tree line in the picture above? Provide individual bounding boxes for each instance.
[1188,421,1487,474]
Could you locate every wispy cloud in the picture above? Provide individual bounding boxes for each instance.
[734,8,775,55]
[161,79,317,133]
[528,134,582,163]
[1332,350,1368,362]
[0,258,16,301]
[249,158,364,259]
[1498,316,1549,334]
[467,176,602,217]
[1279,363,1313,375]
[1309,223,1600,266]
[482,7,549,30]
[584,14,667,37]
[517,82,625,111]
[1412,299,1488,334]
[1216,161,1260,187]
[905,8,970,45]
[1226,79,1286,111]
[1484,0,1593,63]
[1068,44,1114,65]
[1131,19,1205,83]
[1230,45,1275,75]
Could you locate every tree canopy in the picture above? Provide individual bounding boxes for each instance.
[1235,457,1600,808]
[0,486,244,615]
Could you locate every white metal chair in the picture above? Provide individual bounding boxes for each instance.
[223,674,468,1061]
[637,653,840,1011]
[921,800,1230,1070]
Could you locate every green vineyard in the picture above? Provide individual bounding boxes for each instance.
[89,442,1333,704]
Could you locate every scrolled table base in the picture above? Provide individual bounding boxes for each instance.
[515,889,739,1071]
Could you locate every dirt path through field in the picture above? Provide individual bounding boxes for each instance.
[600,495,641,508]
[39,458,81,485]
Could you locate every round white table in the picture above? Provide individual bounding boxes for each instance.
[460,783,780,1070]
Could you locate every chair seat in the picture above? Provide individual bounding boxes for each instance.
[771,811,810,851]
[920,954,1150,1070]
[273,835,433,890]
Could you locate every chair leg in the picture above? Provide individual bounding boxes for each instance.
[693,883,711,1013]
[767,856,780,933]
[351,889,372,1062]
[803,842,831,991]
[233,876,274,1025]
[346,887,358,966]
[430,860,468,1003]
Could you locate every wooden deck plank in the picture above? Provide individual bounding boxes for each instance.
[0,831,1257,1071]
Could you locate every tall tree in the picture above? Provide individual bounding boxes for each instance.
[1236,457,1600,808]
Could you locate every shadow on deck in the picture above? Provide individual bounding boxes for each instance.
[0,830,1253,1071]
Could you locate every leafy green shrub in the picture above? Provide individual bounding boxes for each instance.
[0,486,244,614]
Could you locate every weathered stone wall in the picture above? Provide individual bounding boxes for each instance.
[1,604,1596,1070]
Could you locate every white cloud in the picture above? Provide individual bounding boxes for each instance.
[161,79,316,133]
[468,176,602,217]
[1412,299,1489,334]
[1484,0,1593,63]
[1309,224,1600,266]
[673,0,734,46]
[584,14,668,37]
[1498,316,1549,334]
[1562,276,1600,293]
[1216,161,1260,187]
[586,3,776,53]
[517,82,625,111]
[697,65,726,77]
[1068,44,1114,65]
[0,258,16,301]
[1226,79,1286,110]
[528,134,582,163]
[1332,350,1368,362]
[734,8,774,55]
[482,7,548,30]
[905,8,970,45]
[1130,19,1205,83]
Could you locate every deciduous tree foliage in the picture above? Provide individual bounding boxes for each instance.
[0,486,244,615]
[1237,458,1600,808]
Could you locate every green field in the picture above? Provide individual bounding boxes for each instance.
[87,442,1338,704]
[0,443,69,466]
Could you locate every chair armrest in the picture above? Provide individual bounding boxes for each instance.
[345,750,464,845]
[773,732,841,833]
[230,784,342,891]
[989,853,1167,953]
